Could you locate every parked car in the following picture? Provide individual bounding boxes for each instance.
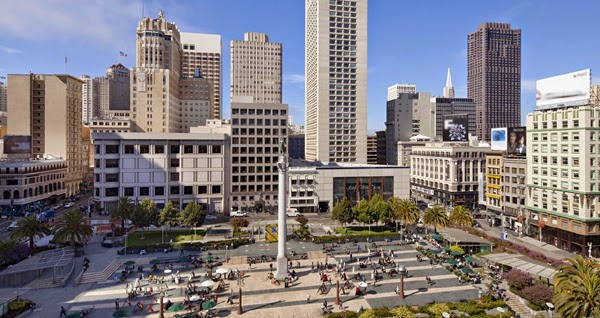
[230,211,248,217]
[53,204,62,210]
[7,221,17,231]
[64,202,75,208]
[205,215,217,220]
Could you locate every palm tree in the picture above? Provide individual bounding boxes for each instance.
[53,211,93,248]
[553,255,600,318]
[449,205,473,229]
[423,205,449,234]
[392,198,419,233]
[112,196,133,230]
[10,215,50,248]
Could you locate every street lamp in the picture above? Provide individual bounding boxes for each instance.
[546,302,554,317]
[496,307,505,318]
[398,265,407,299]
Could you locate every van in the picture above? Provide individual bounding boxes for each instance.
[230,211,248,217]
[286,208,301,217]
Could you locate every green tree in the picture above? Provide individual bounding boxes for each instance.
[53,210,93,248]
[179,202,206,229]
[159,201,180,233]
[130,198,159,239]
[423,205,449,233]
[355,199,374,232]
[449,205,473,229]
[295,216,309,228]
[10,215,50,248]
[394,199,420,233]
[369,194,390,225]
[331,197,354,227]
[553,255,600,318]
[230,218,250,237]
[111,196,133,229]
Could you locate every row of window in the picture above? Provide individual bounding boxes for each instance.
[97,185,222,198]
[96,144,222,155]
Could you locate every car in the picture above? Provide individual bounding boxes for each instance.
[230,211,248,217]
[205,215,217,220]
[53,204,62,210]
[7,221,17,231]
[64,202,75,208]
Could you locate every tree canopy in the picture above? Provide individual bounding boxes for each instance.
[331,197,354,226]
[54,210,93,247]
[112,196,133,229]
[179,202,206,228]
[159,201,180,229]
[10,215,50,248]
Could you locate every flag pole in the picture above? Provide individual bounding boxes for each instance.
[64,55,67,74]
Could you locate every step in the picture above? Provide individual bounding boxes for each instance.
[23,276,64,289]
[80,259,122,284]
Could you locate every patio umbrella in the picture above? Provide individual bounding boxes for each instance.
[203,255,214,261]
[112,308,130,317]
[464,256,476,262]
[189,295,201,302]
[216,268,231,274]
[443,247,452,252]
[429,250,441,254]
[431,234,442,240]
[201,280,215,288]
[446,259,459,265]
[167,303,185,312]
[418,241,428,246]
[150,259,161,265]
[202,300,217,310]
[124,261,135,266]
[460,267,474,274]
[451,251,463,256]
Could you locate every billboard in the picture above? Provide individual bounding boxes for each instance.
[491,128,507,151]
[507,127,526,155]
[3,135,31,154]
[536,69,590,110]
[442,115,469,142]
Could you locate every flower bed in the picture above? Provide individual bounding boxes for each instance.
[312,232,402,243]
[4,299,34,318]
[503,268,553,311]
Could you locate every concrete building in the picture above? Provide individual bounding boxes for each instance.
[92,132,230,213]
[410,140,489,208]
[104,63,130,112]
[179,76,213,130]
[230,102,288,213]
[0,159,67,216]
[288,160,410,213]
[305,0,368,163]
[387,84,416,101]
[288,134,305,160]
[0,81,6,112]
[230,32,282,104]
[485,151,503,223]
[397,135,431,168]
[89,118,132,133]
[7,74,85,196]
[385,92,433,165]
[367,135,377,164]
[430,97,477,141]
[468,22,521,141]
[376,130,386,165]
[526,105,600,256]
[502,157,527,232]
[181,33,222,120]
[80,75,97,124]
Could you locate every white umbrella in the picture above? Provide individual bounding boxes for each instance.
[201,280,215,287]
[215,268,231,274]
[189,295,201,302]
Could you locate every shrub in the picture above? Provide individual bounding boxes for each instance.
[503,269,533,290]
[390,306,416,318]
[0,243,31,270]
[450,302,484,315]
[295,216,309,228]
[449,245,465,254]
[425,303,451,316]
[478,299,506,310]
[517,284,553,310]
[7,299,33,316]
[359,307,390,318]
[329,311,360,318]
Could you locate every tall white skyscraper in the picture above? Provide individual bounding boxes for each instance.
[443,68,455,98]
[387,84,416,101]
[305,0,368,163]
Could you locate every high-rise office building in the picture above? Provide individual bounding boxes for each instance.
[468,22,521,141]
[181,33,222,119]
[179,76,213,131]
[0,81,7,113]
[367,134,377,164]
[80,75,97,124]
[387,84,416,101]
[230,32,282,104]
[431,68,477,140]
[376,130,386,165]
[305,0,368,163]
[7,74,85,196]
[80,64,130,124]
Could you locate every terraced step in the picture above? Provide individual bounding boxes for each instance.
[23,276,65,289]
[505,296,532,318]
[79,259,122,284]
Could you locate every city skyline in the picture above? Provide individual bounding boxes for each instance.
[1,0,600,133]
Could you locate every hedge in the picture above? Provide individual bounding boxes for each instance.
[312,232,402,243]
[117,238,252,255]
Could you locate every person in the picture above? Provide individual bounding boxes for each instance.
[516,135,526,154]
[115,299,120,310]
[357,305,364,312]
[507,131,518,153]
[306,293,311,303]
[60,305,68,317]
[180,248,184,256]
[323,300,328,309]
[269,263,273,272]
[395,286,399,294]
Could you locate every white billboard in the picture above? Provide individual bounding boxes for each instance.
[536,69,590,110]
[490,128,507,151]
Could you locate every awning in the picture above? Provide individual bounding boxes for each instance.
[482,252,557,283]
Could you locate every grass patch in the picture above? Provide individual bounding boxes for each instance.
[334,226,395,235]
[127,229,207,248]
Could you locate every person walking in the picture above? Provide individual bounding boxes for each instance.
[59,306,68,317]
[306,294,311,303]
[115,299,120,310]
[180,248,184,256]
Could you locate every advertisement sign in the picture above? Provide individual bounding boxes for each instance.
[442,115,469,142]
[3,135,31,154]
[507,127,526,155]
[490,128,507,151]
[536,69,590,110]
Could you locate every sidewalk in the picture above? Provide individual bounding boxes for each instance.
[477,222,572,261]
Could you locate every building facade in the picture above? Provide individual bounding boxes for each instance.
[375,130,386,165]
[288,134,305,160]
[367,135,377,164]
[502,157,527,233]
[397,138,429,168]
[89,119,132,133]
[288,161,410,213]
[485,151,503,224]
[468,22,521,141]
[7,74,85,196]
[526,106,600,256]
[305,0,368,163]
[179,76,213,130]
[410,141,488,208]
[230,102,288,213]
[230,32,282,104]
[92,132,229,213]
[105,63,131,112]
[430,97,477,141]
[0,81,6,113]
[387,84,416,101]
[80,75,97,124]
[0,159,67,216]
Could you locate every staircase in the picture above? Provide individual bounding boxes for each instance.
[79,259,122,284]
[505,295,533,318]
[23,276,65,289]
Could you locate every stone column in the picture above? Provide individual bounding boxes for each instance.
[275,154,288,279]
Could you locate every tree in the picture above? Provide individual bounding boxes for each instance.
[393,199,420,233]
[10,215,50,248]
[159,201,180,233]
[331,197,354,227]
[130,198,159,239]
[355,199,374,232]
[112,196,133,229]
[449,205,473,228]
[423,205,449,233]
[230,218,249,237]
[53,210,93,248]
[369,194,389,225]
[553,255,600,318]
[295,216,309,228]
[179,202,206,229]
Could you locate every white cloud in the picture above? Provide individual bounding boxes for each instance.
[0,45,22,54]
[521,79,536,92]
[284,73,305,84]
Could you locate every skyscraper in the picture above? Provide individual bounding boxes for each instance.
[80,75,97,124]
[180,32,222,119]
[443,68,455,98]
[387,84,416,101]
[305,0,368,163]
[0,81,7,113]
[468,22,521,141]
[230,32,282,104]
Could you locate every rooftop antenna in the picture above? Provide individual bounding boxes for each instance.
[141,0,145,19]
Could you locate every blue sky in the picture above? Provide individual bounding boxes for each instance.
[1,0,599,134]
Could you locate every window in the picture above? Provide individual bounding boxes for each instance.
[184,145,194,154]
[199,145,208,154]
[155,186,164,196]
[105,174,119,182]
[105,187,119,197]
[170,173,179,182]
[124,187,134,196]
[170,145,180,154]
[184,186,193,195]
[155,145,165,154]
[211,185,221,194]
[140,145,150,154]
[170,186,180,195]
[105,145,118,154]
[170,159,179,168]
[212,145,222,154]
[198,186,208,194]
[124,145,135,154]
[106,159,119,168]
[140,187,150,196]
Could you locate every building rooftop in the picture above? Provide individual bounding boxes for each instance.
[91,132,227,141]
[289,159,408,170]
[0,158,66,167]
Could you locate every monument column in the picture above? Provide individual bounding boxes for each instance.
[275,151,288,278]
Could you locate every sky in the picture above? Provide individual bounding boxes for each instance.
[1,0,599,134]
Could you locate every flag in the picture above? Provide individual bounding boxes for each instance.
[120,51,128,57]
[0,76,5,79]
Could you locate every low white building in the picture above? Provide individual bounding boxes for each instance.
[92,132,230,213]
[288,160,410,213]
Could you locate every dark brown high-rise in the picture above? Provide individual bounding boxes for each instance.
[468,22,521,141]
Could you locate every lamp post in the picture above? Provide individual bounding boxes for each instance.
[237,288,243,315]
[546,302,554,317]
[335,280,341,305]
[398,265,407,299]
